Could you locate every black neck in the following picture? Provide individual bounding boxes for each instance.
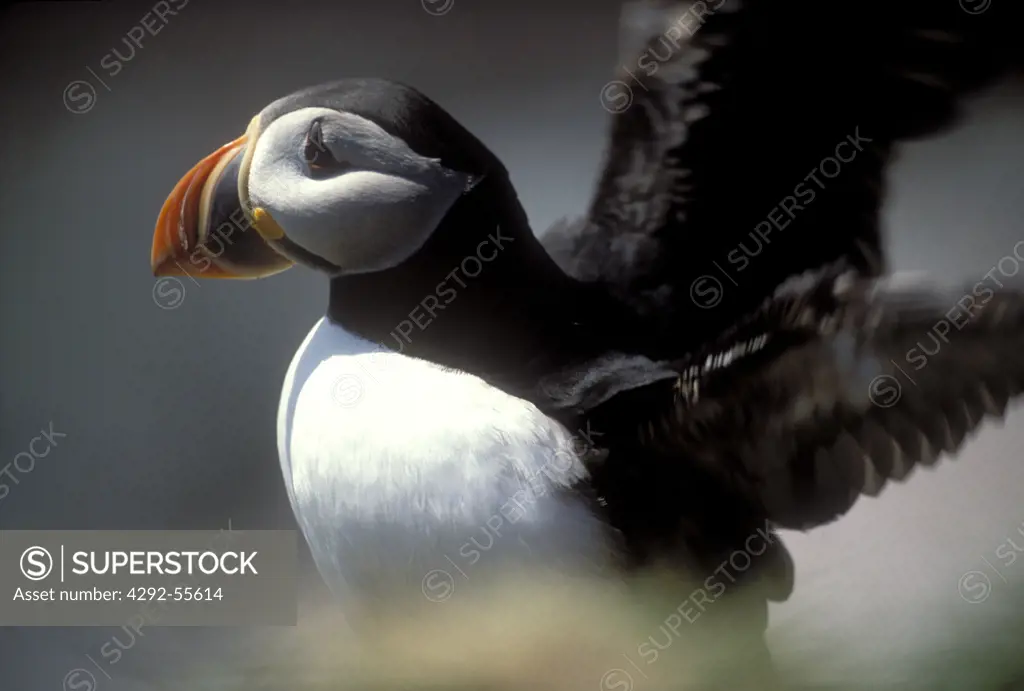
[326,176,614,394]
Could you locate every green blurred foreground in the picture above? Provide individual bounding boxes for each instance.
[165,567,1024,691]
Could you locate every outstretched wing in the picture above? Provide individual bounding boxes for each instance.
[630,269,1024,530]
[544,0,1021,356]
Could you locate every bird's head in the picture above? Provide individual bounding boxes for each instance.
[151,78,499,280]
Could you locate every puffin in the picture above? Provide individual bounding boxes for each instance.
[150,0,1024,685]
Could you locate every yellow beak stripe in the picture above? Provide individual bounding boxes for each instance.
[251,207,286,241]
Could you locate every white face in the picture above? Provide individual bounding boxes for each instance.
[245,107,477,274]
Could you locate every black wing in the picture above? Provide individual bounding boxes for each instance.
[625,269,1024,530]
[544,0,1021,357]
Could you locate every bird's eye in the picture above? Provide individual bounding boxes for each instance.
[303,119,346,173]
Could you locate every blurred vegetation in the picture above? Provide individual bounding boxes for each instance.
[165,565,1024,691]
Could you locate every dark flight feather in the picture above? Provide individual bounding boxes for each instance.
[544,0,1022,357]
[641,268,1024,529]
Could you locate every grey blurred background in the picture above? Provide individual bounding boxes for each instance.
[1,0,1023,688]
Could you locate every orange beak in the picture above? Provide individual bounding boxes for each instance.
[151,135,248,278]
[150,120,294,280]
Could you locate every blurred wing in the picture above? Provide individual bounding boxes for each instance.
[545,0,1021,355]
[645,270,1024,529]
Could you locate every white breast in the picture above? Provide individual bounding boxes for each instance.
[276,318,619,620]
